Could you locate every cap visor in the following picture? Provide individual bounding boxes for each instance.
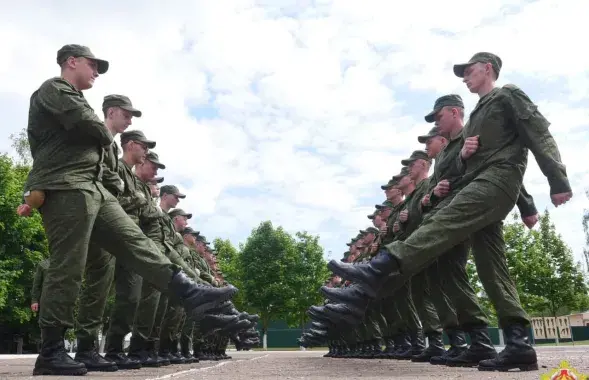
[93,58,109,74]
[143,140,156,149]
[177,193,186,199]
[400,159,413,166]
[417,135,428,143]
[453,63,470,78]
[156,163,166,169]
[380,184,391,190]
[185,213,193,219]
[367,215,375,219]
[424,109,437,123]
[121,106,142,117]
[155,177,164,183]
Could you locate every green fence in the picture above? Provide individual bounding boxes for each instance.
[256,321,589,348]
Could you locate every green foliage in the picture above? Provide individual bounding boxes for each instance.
[283,232,330,330]
[582,188,589,273]
[214,238,246,311]
[239,221,297,333]
[466,256,498,326]
[0,154,49,327]
[504,211,589,320]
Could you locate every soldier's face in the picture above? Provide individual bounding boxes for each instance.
[409,159,427,179]
[463,62,490,93]
[385,187,402,200]
[398,176,412,193]
[175,215,188,230]
[111,108,133,134]
[425,136,445,158]
[74,57,99,90]
[184,234,196,245]
[131,141,148,165]
[380,208,392,220]
[363,233,374,243]
[435,107,456,136]
[149,183,160,197]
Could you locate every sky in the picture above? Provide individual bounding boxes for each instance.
[1,0,588,266]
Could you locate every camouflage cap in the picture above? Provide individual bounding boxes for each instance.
[367,211,377,219]
[375,200,394,210]
[401,150,431,166]
[417,126,441,143]
[160,185,186,199]
[120,130,156,149]
[424,94,464,123]
[392,166,411,180]
[148,176,164,184]
[146,151,166,169]
[168,208,192,219]
[103,94,142,117]
[381,177,401,190]
[453,52,502,79]
[359,229,367,235]
[366,227,379,235]
[196,235,209,244]
[181,226,200,236]
[56,44,109,74]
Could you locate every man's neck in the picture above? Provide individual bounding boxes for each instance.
[402,184,416,196]
[61,73,80,91]
[160,201,171,212]
[449,123,464,140]
[391,197,403,206]
[121,152,135,167]
[478,81,496,98]
[105,121,117,136]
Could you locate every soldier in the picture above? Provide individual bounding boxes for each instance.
[26,44,237,376]
[103,129,157,370]
[73,96,145,372]
[327,52,572,372]
[31,258,50,315]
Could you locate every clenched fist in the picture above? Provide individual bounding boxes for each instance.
[433,180,451,198]
[399,210,408,222]
[461,135,479,160]
[421,194,431,207]
[393,221,400,233]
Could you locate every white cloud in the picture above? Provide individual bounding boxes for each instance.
[0,0,588,267]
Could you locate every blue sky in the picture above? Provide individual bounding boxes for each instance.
[1,0,588,267]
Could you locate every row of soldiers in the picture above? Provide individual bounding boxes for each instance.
[21,44,260,377]
[299,52,573,373]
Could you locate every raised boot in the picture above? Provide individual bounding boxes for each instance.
[169,271,238,318]
[446,326,497,367]
[327,250,402,298]
[430,328,467,365]
[74,338,118,372]
[104,334,142,370]
[33,327,88,376]
[478,324,538,372]
[411,331,445,362]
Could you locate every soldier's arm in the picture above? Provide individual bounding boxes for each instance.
[31,262,45,304]
[167,247,199,279]
[37,78,113,146]
[504,86,571,194]
[515,183,538,217]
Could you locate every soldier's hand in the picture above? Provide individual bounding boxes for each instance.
[393,221,400,233]
[399,210,408,222]
[421,194,431,206]
[551,192,573,207]
[17,204,32,217]
[370,242,378,252]
[379,224,387,234]
[461,135,479,160]
[31,303,39,312]
[522,214,539,229]
[433,180,451,198]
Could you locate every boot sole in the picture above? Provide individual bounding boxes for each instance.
[33,367,88,376]
[446,362,479,368]
[190,288,238,317]
[116,363,142,370]
[85,365,118,372]
[478,362,539,372]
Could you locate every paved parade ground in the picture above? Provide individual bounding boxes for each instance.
[1,347,588,380]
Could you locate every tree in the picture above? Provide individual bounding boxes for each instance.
[239,221,297,348]
[213,238,247,311]
[465,257,498,327]
[505,211,589,343]
[0,154,49,352]
[582,189,589,273]
[283,232,330,331]
[9,128,32,167]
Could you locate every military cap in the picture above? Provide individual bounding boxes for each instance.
[181,226,200,236]
[381,177,401,190]
[453,52,502,79]
[147,176,164,184]
[57,44,109,74]
[169,208,192,219]
[146,151,166,169]
[359,229,367,235]
[401,150,431,166]
[160,185,186,199]
[120,130,156,149]
[392,166,411,180]
[375,200,394,210]
[424,95,464,123]
[367,212,376,219]
[417,126,442,143]
[196,235,209,244]
[103,94,142,117]
[366,227,379,235]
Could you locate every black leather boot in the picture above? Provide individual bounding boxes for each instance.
[33,327,88,376]
[104,334,141,370]
[446,326,497,367]
[127,335,160,367]
[411,331,445,362]
[180,336,197,363]
[74,338,118,372]
[430,328,467,365]
[392,333,412,359]
[169,271,238,318]
[478,324,538,372]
